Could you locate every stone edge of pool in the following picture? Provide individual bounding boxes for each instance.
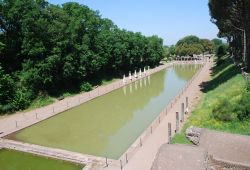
[0,148,85,170]
[0,59,207,169]
[0,61,176,139]
[117,60,206,164]
[0,138,106,170]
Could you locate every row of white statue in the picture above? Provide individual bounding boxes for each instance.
[123,66,150,84]
[123,73,151,95]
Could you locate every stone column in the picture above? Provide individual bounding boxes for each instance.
[176,112,179,133]
[168,123,172,143]
[181,103,184,122]
[186,97,188,108]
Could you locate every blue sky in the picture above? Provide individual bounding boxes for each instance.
[48,0,219,45]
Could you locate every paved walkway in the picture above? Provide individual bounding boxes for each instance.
[151,129,250,170]
[151,144,208,170]
[199,129,250,167]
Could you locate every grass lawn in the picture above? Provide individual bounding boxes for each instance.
[172,57,250,144]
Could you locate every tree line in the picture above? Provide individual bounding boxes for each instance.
[165,35,227,58]
[208,0,250,71]
[0,0,164,114]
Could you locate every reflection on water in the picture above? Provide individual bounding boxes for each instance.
[11,64,201,159]
[123,86,127,95]
[173,64,199,81]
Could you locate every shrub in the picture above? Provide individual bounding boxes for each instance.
[0,104,15,114]
[80,82,92,92]
[235,91,250,120]
[216,44,228,58]
[11,87,33,110]
[246,81,250,91]
[211,98,237,121]
[0,67,15,105]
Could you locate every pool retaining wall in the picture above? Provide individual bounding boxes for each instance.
[0,61,188,138]
[0,138,112,169]
[0,58,208,169]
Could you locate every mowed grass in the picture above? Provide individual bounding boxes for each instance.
[172,57,250,144]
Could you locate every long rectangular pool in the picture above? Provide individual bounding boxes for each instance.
[7,64,201,159]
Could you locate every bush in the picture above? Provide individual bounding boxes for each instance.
[216,44,228,58]
[11,87,33,110]
[235,91,250,120]
[0,103,15,114]
[246,81,250,91]
[216,57,225,66]
[80,82,92,92]
[0,67,15,105]
[211,98,237,121]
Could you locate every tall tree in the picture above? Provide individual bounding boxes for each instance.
[209,0,250,70]
[0,0,165,114]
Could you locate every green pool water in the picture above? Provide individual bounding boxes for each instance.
[9,64,201,159]
[0,149,83,170]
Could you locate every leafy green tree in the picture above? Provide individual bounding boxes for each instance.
[200,39,215,53]
[209,0,250,70]
[216,44,228,58]
[0,66,15,105]
[0,0,165,113]
[212,38,223,47]
[176,35,200,46]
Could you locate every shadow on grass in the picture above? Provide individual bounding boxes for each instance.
[47,72,122,98]
[200,59,240,93]
[48,85,81,98]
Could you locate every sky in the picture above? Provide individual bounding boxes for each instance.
[48,0,219,45]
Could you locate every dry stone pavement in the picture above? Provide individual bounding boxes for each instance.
[151,144,208,170]
[151,127,250,170]
[199,129,250,168]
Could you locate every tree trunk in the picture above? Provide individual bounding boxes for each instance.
[246,33,250,72]
[243,30,247,63]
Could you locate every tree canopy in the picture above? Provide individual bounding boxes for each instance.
[208,0,250,70]
[0,0,165,114]
[174,35,215,56]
